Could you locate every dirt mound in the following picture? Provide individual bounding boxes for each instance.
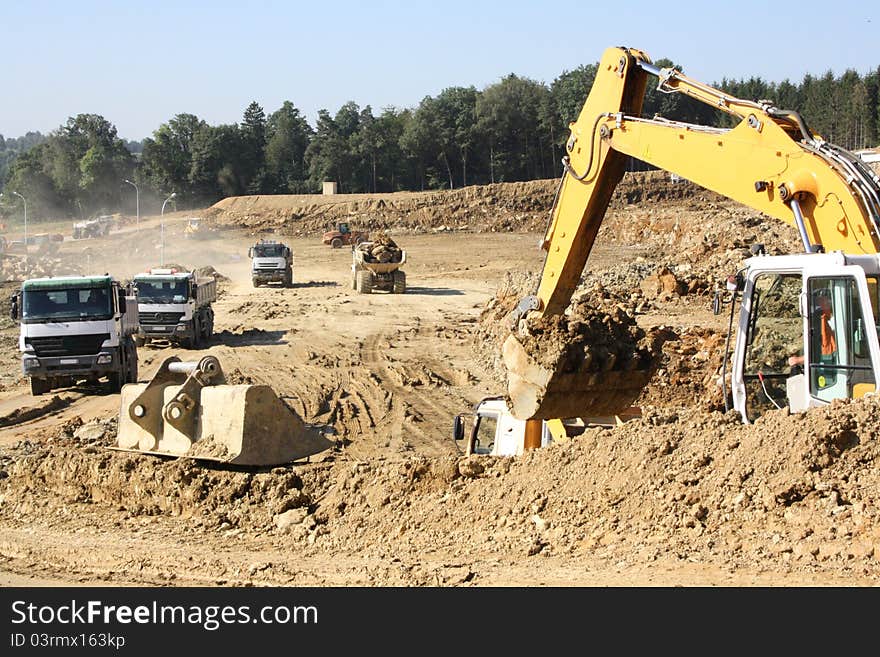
[195,264,231,283]
[3,394,880,582]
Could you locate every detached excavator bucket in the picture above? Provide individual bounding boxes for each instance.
[117,355,332,466]
[502,331,657,421]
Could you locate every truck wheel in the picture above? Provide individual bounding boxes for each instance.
[252,278,260,288]
[30,377,50,396]
[203,309,214,343]
[356,269,373,294]
[108,352,125,392]
[134,335,145,348]
[351,269,357,290]
[392,270,407,294]
[192,317,201,348]
[331,237,343,249]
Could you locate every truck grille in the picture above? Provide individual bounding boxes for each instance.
[139,311,184,325]
[27,333,110,357]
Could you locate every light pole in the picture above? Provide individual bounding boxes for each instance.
[160,192,176,267]
[161,191,176,217]
[124,179,139,231]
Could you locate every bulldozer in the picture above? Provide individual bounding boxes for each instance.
[116,355,332,466]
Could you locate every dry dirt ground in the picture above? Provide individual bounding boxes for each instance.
[2,170,880,587]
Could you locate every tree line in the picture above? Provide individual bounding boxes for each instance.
[1,58,878,223]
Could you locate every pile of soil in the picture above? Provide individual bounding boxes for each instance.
[3,393,880,584]
[358,234,403,263]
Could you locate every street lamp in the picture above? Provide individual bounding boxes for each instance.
[160,192,176,266]
[124,179,139,231]
[1,191,27,247]
[161,191,176,216]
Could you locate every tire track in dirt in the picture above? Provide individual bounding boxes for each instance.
[360,321,469,458]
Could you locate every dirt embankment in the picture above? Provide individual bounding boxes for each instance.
[204,171,712,236]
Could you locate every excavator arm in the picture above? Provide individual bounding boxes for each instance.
[505,45,880,421]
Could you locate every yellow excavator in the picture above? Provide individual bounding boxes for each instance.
[500,45,880,450]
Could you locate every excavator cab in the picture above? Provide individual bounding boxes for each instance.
[730,253,880,422]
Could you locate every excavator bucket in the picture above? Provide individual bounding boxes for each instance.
[116,355,333,466]
[502,333,656,420]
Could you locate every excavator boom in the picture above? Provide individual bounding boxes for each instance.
[505,46,880,421]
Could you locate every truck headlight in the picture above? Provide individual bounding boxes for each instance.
[176,324,187,332]
[23,356,39,370]
[96,353,112,364]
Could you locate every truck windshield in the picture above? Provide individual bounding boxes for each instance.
[254,244,284,257]
[22,284,112,323]
[134,278,189,304]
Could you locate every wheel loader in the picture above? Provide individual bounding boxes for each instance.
[500,45,880,446]
[116,355,332,466]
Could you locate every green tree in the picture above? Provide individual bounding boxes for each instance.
[551,64,597,127]
[305,103,361,192]
[141,113,207,205]
[240,101,267,193]
[189,124,245,201]
[476,74,554,183]
[265,101,314,193]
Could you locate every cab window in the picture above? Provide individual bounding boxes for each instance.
[807,277,876,402]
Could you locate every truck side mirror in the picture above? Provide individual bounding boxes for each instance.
[248,247,254,258]
[10,293,19,320]
[116,288,125,313]
[452,415,464,442]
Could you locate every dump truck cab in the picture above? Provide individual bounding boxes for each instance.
[453,396,554,456]
[12,274,139,395]
[248,239,294,287]
[131,267,216,349]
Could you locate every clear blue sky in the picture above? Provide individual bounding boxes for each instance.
[2,0,877,142]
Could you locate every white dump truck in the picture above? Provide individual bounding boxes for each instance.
[11,274,140,395]
[248,239,294,287]
[452,396,641,456]
[131,267,216,349]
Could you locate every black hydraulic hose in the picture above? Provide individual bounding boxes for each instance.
[722,289,738,413]
[766,107,816,144]
[562,113,612,182]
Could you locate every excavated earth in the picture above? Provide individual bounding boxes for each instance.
[2,169,880,587]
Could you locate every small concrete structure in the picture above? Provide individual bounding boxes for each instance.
[322,181,338,195]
